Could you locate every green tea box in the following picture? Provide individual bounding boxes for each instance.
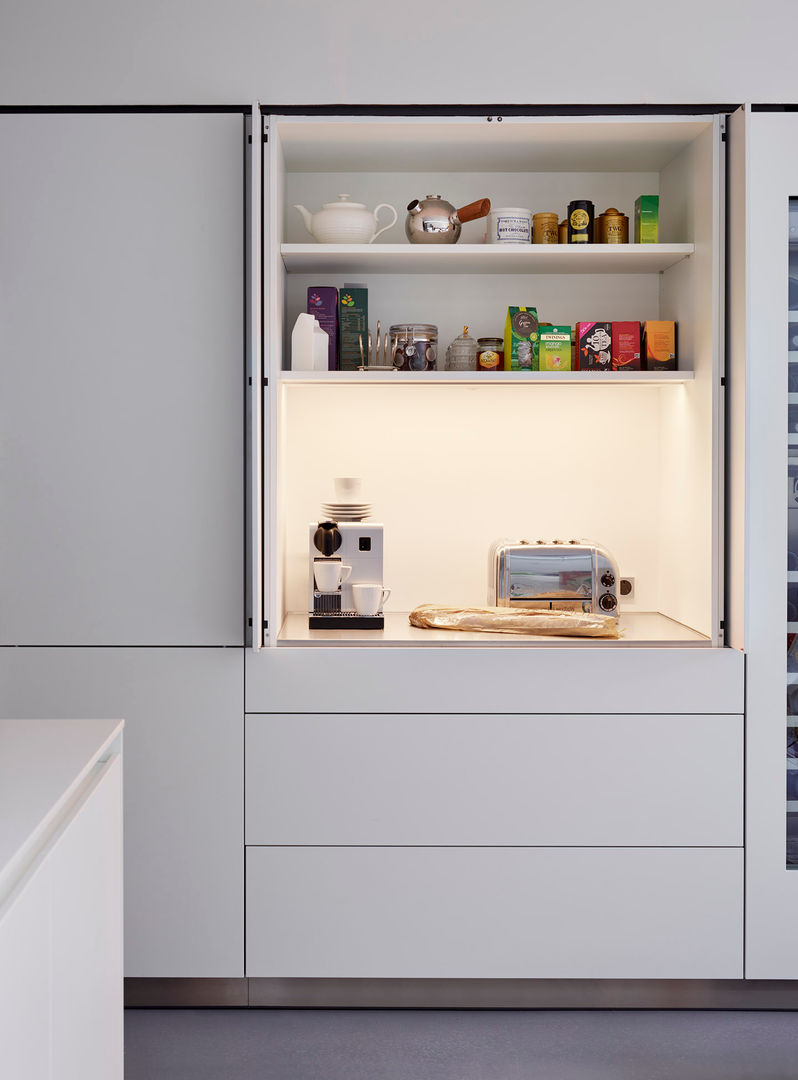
[538,325,572,371]
[634,196,659,243]
[503,306,539,370]
[338,284,368,370]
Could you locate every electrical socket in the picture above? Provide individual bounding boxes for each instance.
[620,576,635,601]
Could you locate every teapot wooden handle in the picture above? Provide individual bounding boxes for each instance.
[457,198,491,223]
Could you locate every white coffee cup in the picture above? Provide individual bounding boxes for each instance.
[352,583,391,617]
[313,559,352,592]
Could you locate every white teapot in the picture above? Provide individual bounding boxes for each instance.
[293,194,398,244]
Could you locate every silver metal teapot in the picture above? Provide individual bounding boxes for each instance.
[405,194,491,244]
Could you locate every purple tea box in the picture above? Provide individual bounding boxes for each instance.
[307,286,338,370]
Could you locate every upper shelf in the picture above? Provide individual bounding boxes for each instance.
[280,370,693,385]
[280,243,694,276]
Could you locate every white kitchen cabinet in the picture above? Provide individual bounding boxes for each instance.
[245,712,742,848]
[0,111,245,646]
[0,647,244,978]
[240,109,744,988]
[246,846,742,979]
[0,720,123,1080]
[729,106,798,978]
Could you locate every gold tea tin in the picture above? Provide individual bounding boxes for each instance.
[598,207,629,244]
[533,211,559,244]
[559,219,568,244]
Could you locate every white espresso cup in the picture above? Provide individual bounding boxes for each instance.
[313,559,352,592]
[352,583,391,617]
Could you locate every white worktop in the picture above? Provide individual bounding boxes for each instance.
[0,718,123,906]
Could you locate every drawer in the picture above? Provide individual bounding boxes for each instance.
[245,713,742,847]
[245,647,744,714]
[245,846,743,979]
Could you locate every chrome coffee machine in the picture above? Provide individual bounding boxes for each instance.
[309,521,385,629]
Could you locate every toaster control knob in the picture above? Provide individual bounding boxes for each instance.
[552,538,563,544]
[599,592,617,612]
[600,571,616,588]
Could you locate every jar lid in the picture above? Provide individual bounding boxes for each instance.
[321,194,366,210]
[390,323,438,336]
[491,206,532,215]
[477,337,504,345]
[533,211,559,219]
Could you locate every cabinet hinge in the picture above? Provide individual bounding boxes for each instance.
[248,617,253,627]
[263,376,269,387]
[720,620,726,630]
[248,376,252,386]
[263,619,269,630]
[720,376,726,386]
[263,132,268,144]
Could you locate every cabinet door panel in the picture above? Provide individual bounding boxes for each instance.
[246,713,742,847]
[0,647,244,977]
[50,756,123,1080]
[0,112,244,645]
[246,846,742,979]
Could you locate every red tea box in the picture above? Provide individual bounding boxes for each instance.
[577,322,612,371]
[611,321,641,371]
[643,320,677,370]
[307,286,338,370]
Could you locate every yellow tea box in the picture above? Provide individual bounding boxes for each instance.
[503,306,539,370]
[634,196,659,243]
[643,320,677,370]
[539,325,572,371]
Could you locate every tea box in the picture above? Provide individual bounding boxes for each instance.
[338,285,368,370]
[539,325,572,371]
[611,321,641,371]
[504,306,539,370]
[634,196,659,244]
[307,286,338,370]
[643,320,677,370]
[577,322,612,371]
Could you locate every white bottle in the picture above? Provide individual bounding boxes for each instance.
[291,312,329,371]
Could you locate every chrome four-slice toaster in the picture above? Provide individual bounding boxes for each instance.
[488,539,620,616]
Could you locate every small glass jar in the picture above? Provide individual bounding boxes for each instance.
[445,326,478,371]
[476,337,504,372]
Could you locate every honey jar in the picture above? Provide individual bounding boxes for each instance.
[533,211,559,244]
[476,337,504,371]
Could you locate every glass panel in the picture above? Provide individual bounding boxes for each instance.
[787,196,798,868]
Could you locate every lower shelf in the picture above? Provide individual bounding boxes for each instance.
[278,610,711,647]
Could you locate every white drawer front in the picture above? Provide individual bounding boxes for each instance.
[246,713,742,847]
[245,846,742,979]
[245,647,744,715]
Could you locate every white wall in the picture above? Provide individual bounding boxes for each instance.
[0,0,793,106]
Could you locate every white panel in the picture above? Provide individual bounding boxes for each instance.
[727,106,747,652]
[246,846,743,978]
[744,110,798,979]
[279,383,665,617]
[50,757,123,1080]
[0,5,793,107]
[0,112,244,646]
[0,648,244,978]
[0,860,52,1080]
[658,119,723,640]
[245,643,744,714]
[246,713,742,847]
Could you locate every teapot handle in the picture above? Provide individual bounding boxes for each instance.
[371,203,398,243]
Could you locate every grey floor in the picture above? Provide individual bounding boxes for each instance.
[125,1008,798,1079]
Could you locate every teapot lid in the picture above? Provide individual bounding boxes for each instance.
[321,194,366,210]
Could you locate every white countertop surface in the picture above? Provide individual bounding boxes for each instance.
[279,610,711,647]
[0,718,123,902]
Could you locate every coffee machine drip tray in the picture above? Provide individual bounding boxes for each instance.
[309,611,385,630]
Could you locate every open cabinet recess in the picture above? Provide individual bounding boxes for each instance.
[261,113,725,648]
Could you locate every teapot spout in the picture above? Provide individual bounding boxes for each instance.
[293,205,313,236]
